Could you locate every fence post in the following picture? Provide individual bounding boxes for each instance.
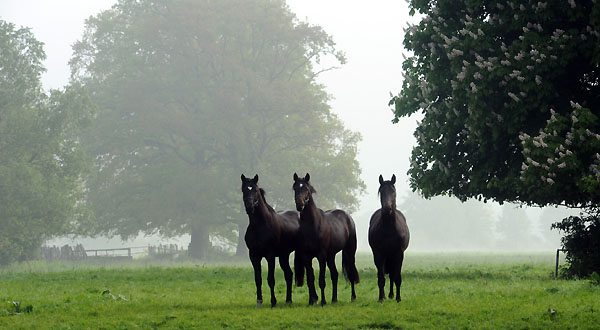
[555,249,566,278]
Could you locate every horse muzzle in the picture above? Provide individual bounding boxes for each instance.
[295,196,309,212]
[382,205,393,216]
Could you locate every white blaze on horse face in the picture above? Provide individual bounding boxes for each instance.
[299,183,303,188]
[247,186,252,191]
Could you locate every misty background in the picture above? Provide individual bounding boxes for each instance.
[0,0,579,253]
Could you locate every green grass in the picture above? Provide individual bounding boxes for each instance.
[1,252,598,329]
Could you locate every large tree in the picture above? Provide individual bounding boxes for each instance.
[391,0,599,207]
[391,1,599,274]
[71,0,365,257]
[0,21,94,265]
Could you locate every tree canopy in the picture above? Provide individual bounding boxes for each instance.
[0,20,94,264]
[391,0,600,208]
[71,0,365,256]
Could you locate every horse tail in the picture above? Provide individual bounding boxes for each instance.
[342,229,360,284]
[294,250,305,287]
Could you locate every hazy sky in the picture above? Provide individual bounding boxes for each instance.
[0,0,419,219]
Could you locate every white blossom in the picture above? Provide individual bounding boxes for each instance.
[470,82,478,93]
[508,92,520,102]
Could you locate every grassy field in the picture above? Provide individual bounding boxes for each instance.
[1,252,598,329]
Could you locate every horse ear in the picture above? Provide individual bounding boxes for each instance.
[391,174,396,184]
[293,173,299,181]
[253,174,259,183]
[379,175,384,185]
[241,174,246,181]
[305,173,310,182]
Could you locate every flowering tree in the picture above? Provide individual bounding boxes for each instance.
[391,0,599,208]
[391,1,600,276]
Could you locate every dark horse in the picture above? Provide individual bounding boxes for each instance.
[368,174,410,302]
[292,173,359,305]
[241,174,300,307]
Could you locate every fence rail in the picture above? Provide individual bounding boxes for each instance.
[85,247,132,258]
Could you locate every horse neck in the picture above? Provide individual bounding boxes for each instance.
[300,195,321,226]
[250,193,273,224]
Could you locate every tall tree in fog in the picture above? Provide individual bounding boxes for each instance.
[71,0,364,257]
[399,192,494,250]
[0,21,94,265]
[391,1,599,272]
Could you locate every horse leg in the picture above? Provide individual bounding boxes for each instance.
[266,256,277,307]
[279,254,293,304]
[326,256,338,303]
[395,251,405,302]
[305,259,318,305]
[388,274,394,299]
[318,258,327,306]
[250,253,263,307]
[374,253,386,302]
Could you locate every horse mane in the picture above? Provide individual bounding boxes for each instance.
[306,182,317,195]
[259,188,276,213]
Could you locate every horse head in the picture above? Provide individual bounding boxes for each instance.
[293,172,316,212]
[241,174,262,214]
[378,174,397,215]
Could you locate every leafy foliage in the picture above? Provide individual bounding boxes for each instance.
[391,0,600,208]
[552,209,600,278]
[70,0,364,252]
[0,21,94,265]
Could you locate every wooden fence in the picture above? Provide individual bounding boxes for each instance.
[41,244,187,261]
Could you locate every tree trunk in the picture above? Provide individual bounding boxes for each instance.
[235,222,247,257]
[189,224,210,259]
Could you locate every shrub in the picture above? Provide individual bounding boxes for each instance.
[552,208,600,278]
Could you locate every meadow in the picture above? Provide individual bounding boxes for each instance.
[1,252,598,329]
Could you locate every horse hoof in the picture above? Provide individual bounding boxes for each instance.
[396,297,401,303]
[320,301,327,306]
[256,302,262,308]
[351,295,356,302]
[378,299,384,303]
[388,293,394,299]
